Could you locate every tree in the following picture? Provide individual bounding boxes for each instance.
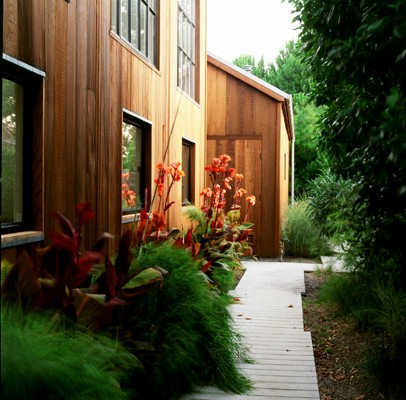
[292,93,326,194]
[288,0,406,287]
[265,40,313,96]
[232,54,268,80]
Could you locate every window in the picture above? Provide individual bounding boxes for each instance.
[178,0,196,99]
[1,56,45,234]
[182,139,195,205]
[112,0,157,66]
[122,111,151,218]
[2,79,23,226]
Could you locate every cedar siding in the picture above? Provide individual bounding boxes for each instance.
[2,0,207,257]
[207,53,294,257]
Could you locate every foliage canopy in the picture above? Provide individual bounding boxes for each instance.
[287,0,406,286]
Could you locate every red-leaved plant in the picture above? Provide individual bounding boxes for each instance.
[1,202,165,331]
[134,161,184,246]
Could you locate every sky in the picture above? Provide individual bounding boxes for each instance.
[206,0,299,65]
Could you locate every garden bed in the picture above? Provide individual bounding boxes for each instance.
[303,272,380,400]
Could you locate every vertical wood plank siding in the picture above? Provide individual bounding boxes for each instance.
[3,0,207,252]
[207,60,291,257]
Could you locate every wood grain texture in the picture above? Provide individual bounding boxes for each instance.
[4,0,207,251]
[3,0,18,57]
[207,60,291,257]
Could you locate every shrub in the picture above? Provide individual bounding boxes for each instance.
[365,341,406,399]
[318,272,371,319]
[318,272,406,398]
[282,200,332,258]
[363,283,406,398]
[307,166,357,245]
[126,243,252,399]
[1,259,13,284]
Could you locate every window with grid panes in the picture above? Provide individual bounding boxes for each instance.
[112,0,157,66]
[178,0,196,99]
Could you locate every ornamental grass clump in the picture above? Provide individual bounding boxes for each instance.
[128,243,252,399]
[282,200,332,258]
[1,308,140,400]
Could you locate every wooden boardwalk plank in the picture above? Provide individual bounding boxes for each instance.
[181,261,320,400]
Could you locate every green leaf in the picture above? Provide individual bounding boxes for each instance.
[122,268,162,289]
[396,49,406,63]
[387,90,400,108]
[393,22,406,39]
[367,19,385,32]
[214,261,232,271]
[236,223,254,231]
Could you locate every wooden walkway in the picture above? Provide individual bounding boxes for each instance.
[181,261,320,400]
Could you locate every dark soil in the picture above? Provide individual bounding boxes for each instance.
[303,272,389,400]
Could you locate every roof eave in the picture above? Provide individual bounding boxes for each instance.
[207,51,295,141]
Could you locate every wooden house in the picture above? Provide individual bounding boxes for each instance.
[1,0,207,259]
[207,53,294,257]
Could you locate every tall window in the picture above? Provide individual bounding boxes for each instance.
[112,0,157,65]
[178,0,196,99]
[2,79,23,226]
[1,56,45,234]
[182,139,195,205]
[122,112,151,217]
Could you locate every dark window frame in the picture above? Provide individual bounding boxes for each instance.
[112,0,158,66]
[122,110,152,218]
[1,55,45,234]
[177,0,198,100]
[182,138,195,205]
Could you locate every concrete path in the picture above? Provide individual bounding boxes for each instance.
[320,255,347,272]
[181,261,320,400]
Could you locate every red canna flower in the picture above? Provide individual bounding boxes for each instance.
[151,211,166,231]
[235,173,244,184]
[170,161,181,170]
[234,188,247,203]
[200,188,212,197]
[228,168,236,177]
[219,154,231,164]
[173,168,185,182]
[246,195,256,206]
[244,195,256,223]
[157,183,164,197]
[212,157,222,168]
[224,176,233,190]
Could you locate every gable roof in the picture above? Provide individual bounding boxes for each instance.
[207,52,295,140]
